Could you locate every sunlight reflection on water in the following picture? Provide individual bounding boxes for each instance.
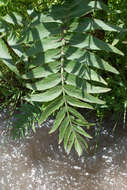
[0,110,127,190]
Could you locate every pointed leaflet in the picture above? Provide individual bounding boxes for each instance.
[69,18,125,33]
[76,133,88,151]
[2,12,22,26]
[68,0,93,18]
[74,138,83,157]
[50,0,108,20]
[39,96,64,124]
[28,49,60,69]
[49,108,66,134]
[70,115,94,127]
[65,48,119,74]
[21,22,60,43]
[88,0,109,12]
[74,126,92,139]
[64,126,72,150]
[24,73,61,91]
[66,95,93,109]
[85,52,119,74]
[64,46,86,60]
[25,36,62,56]
[24,85,62,102]
[64,73,111,93]
[66,132,75,154]
[72,118,94,127]
[68,106,88,124]
[64,84,105,104]
[59,117,70,144]
[64,62,107,84]
[72,0,108,11]
[22,62,60,79]
[0,39,20,76]
[7,34,26,58]
[68,0,108,19]
[67,34,124,56]
[31,12,62,24]
[1,59,20,76]
[0,39,12,59]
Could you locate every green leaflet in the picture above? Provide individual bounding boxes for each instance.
[68,0,108,19]
[1,59,20,76]
[74,138,83,156]
[28,49,60,69]
[50,6,67,20]
[64,125,72,150]
[8,36,24,58]
[64,73,111,93]
[49,108,66,134]
[49,0,107,21]
[64,62,107,84]
[76,133,88,150]
[2,12,22,26]
[65,48,119,74]
[74,126,92,139]
[24,85,62,102]
[21,22,60,43]
[0,39,12,59]
[31,12,62,24]
[69,18,125,33]
[66,132,75,154]
[85,52,119,74]
[72,118,91,127]
[64,84,105,104]
[59,117,70,144]
[66,95,93,109]
[22,62,60,79]
[25,36,62,56]
[88,0,109,12]
[64,46,86,60]
[0,39,20,76]
[24,73,61,91]
[39,96,64,124]
[69,1,94,18]
[67,34,124,56]
[68,106,87,124]
[71,115,94,127]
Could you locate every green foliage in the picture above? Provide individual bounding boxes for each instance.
[12,103,42,138]
[95,0,127,127]
[0,0,63,17]
[0,0,124,156]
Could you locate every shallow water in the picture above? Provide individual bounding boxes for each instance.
[0,111,127,190]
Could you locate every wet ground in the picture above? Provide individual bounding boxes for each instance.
[0,110,127,190]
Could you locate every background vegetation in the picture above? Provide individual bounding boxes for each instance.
[0,0,127,156]
[97,0,127,125]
